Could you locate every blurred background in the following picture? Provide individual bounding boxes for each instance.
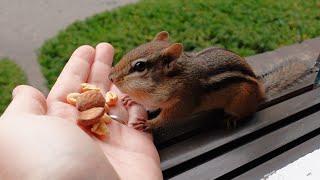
[0,0,319,114]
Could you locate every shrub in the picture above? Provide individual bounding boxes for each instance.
[38,0,320,88]
[0,59,27,114]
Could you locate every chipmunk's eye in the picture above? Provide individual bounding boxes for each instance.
[133,61,146,72]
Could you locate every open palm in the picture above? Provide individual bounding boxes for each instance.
[0,44,162,180]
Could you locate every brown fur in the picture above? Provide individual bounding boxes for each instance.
[258,60,311,99]
[111,41,170,80]
[109,31,305,130]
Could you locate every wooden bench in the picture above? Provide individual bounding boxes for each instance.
[154,37,320,179]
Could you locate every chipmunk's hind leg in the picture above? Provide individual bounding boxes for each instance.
[143,107,179,132]
[224,82,263,129]
[223,114,238,129]
[144,99,198,131]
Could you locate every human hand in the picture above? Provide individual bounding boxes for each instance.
[0,44,162,180]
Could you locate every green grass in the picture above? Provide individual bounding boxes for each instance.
[39,0,320,89]
[0,59,27,114]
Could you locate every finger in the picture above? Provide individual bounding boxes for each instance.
[108,85,129,123]
[47,45,95,103]
[87,43,114,93]
[45,101,79,122]
[47,45,95,120]
[99,120,155,156]
[3,85,46,116]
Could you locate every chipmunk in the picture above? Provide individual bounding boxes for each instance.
[109,31,310,131]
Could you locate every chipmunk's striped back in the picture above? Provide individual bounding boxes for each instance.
[194,47,263,95]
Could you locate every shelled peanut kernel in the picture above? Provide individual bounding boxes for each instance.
[66,84,120,138]
[105,91,118,106]
[77,107,105,127]
[76,90,105,111]
[80,83,100,92]
[91,120,109,136]
[100,113,112,124]
[66,92,81,106]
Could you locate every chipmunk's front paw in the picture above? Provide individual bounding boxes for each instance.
[129,117,147,131]
[143,121,154,132]
[121,95,136,109]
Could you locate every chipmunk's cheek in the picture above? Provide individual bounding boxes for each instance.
[117,80,139,96]
[113,81,128,94]
[112,81,121,89]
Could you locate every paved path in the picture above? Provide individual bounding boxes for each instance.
[0,0,137,94]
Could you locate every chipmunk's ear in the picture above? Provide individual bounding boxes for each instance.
[162,43,183,60]
[153,31,169,41]
[161,43,183,74]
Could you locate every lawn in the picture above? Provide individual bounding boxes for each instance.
[0,59,27,114]
[38,0,320,89]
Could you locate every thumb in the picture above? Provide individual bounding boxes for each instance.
[3,85,47,116]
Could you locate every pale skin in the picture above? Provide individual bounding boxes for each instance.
[0,43,162,180]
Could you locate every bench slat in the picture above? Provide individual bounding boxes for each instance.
[169,108,320,179]
[235,134,320,180]
[161,87,320,174]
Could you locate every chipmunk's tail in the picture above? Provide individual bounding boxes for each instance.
[257,60,315,99]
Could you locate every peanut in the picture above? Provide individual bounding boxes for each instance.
[91,121,109,136]
[65,83,113,138]
[80,83,100,92]
[78,107,105,127]
[66,92,81,106]
[104,103,110,113]
[105,91,118,106]
[100,113,112,124]
[76,90,106,111]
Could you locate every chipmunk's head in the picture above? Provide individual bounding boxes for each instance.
[109,31,183,108]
